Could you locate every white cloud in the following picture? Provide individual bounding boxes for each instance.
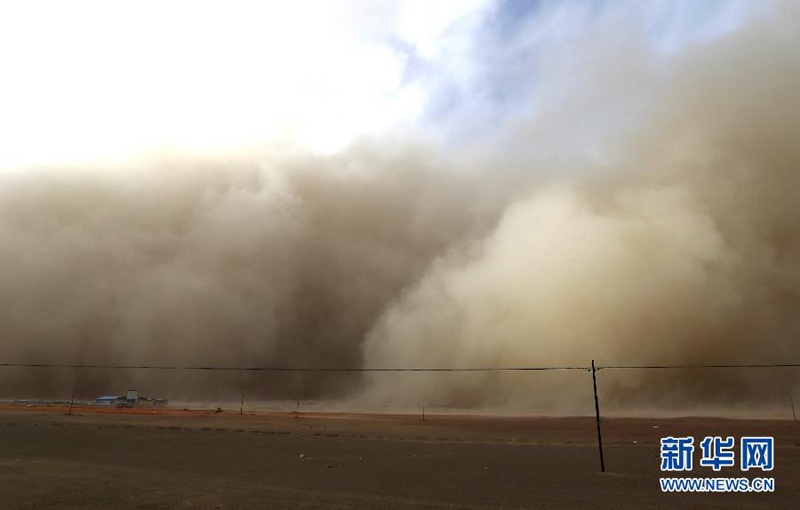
[0,0,766,170]
[0,0,491,168]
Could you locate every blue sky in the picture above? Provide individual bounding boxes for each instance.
[414,0,759,149]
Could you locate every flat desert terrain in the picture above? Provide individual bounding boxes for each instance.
[0,406,798,509]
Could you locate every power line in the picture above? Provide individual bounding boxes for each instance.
[1,362,798,372]
[598,363,800,370]
[0,363,588,372]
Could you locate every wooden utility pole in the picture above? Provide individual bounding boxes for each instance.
[67,391,75,416]
[591,360,605,472]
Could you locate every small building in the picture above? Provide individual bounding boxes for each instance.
[95,396,119,406]
[95,390,165,408]
[96,395,134,407]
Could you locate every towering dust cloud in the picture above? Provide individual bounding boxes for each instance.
[1,2,799,411]
[0,149,506,399]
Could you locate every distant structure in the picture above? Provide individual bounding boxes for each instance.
[94,389,167,408]
[127,389,139,406]
[95,395,128,407]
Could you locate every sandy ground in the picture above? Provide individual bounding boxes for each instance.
[0,406,798,509]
